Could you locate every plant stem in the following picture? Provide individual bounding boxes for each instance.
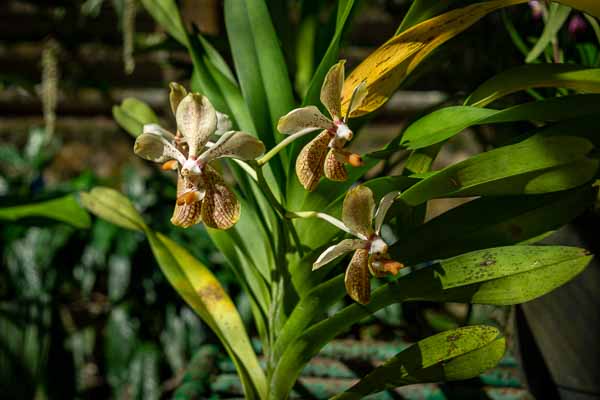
[254,163,304,256]
[287,210,366,239]
[233,159,258,181]
[256,129,317,166]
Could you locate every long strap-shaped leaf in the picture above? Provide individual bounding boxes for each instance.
[401,94,600,150]
[270,245,592,398]
[400,134,598,206]
[526,3,571,63]
[0,194,91,229]
[340,0,529,117]
[465,64,600,107]
[81,187,267,399]
[332,326,506,399]
[392,185,596,264]
[340,0,599,117]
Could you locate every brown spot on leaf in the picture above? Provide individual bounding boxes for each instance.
[197,284,225,303]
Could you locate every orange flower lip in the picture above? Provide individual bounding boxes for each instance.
[176,190,202,205]
[161,160,178,171]
[347,153,363,167]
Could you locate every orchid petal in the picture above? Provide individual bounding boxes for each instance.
[176,93,217,157]
[342,185,375,238]
[169,82,187,115]
[374,191,400,234]
[345,80,368,120]
[312,239,368,270]
[323,149,348,182]
[295,130,331,191]
[345,249,371,304]
[133,132,185,164]
[199,131,265,163]
[143,123,176,141]
[320,60,345,121]
[277,106,332,135]
[201,165,240,230]
[216,112,233,135]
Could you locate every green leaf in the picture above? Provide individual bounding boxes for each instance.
[148,232,267,399]
[196,34,237,85]
[82,187,266,399]
[333,326,505,399]
[341,0,530,117]
[271,245,592,398]
[0,194,91,228]
[526,3,571,63]
[302,0,355,107]
[225,0,295,140]
[396,0,462,34]
[554,1,599,18]
[138,0,187,45]
[80,187,147,231]
[465,64,600,107]
[401,94,600,149]
[112,98,159,138]
[392,185,596,264]
[223,0,287,191]
[400,134,598,206]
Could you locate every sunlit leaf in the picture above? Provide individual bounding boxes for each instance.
[333,326,505,399]
[0,194,91,229]
[340,0,599,116]
[340,0,529,117]
[402,94,600,149]
[81,187,266,399]
[392,185,596,264]
[80,187,147,231]
[148,232,267,399]
[400,134,598,206]
[465,64,600,107]
[271,245,592,398]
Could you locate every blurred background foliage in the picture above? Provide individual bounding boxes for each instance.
[1,0,599,399]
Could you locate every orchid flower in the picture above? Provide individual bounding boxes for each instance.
[312,185,404,304]
[277,60,367,191]
[133,83,265,230]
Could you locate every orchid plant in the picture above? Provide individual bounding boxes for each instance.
[82,0,600,399]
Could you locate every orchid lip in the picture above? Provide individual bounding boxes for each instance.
[181,158,203,176]
[335,123,353,141]
[368,236,388,256]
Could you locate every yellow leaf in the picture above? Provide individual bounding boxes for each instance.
[341,0,529,117]
[341,0,599,117]
[556,0,600,18]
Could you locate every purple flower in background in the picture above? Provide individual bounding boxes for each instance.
[529,0,544,19]
[568,14,587,37]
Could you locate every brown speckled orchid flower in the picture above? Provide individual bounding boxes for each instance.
[133,83,265,230]
[312,185,404,304]
[277,60,367,191]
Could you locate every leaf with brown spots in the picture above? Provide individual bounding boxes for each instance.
[340,0,529,117]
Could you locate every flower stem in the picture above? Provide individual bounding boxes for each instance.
[286,210,366,239]
[256,129,317,167]
[254,164,304,257]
